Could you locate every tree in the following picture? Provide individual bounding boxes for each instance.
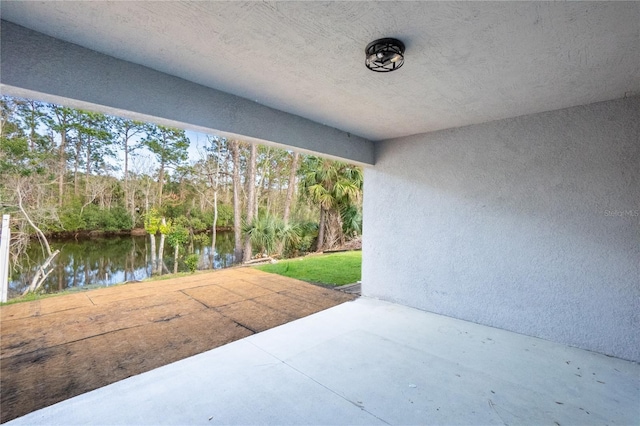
[143,209,161,275]
[1,98,60,294]
[47,105,76,207]
[130,156,158,215]
[243,143,257,262]
[157,217,171,275]
[14,98,47,152]
[229,140,243,263]
[112,117,146,220]
[299,157,363,251]
[1,97,33,176]
[71,110,113,198]
[277,151,300,255]
[282,151,300,224]
[15,181,60,294]
[141,125,189,204]
[244,214,300,258]
[255,145,271,216]
[166,224,189,274]
[201,135,227,267]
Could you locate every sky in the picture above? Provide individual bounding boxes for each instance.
[110,130,212,179]
[185,130,209,162]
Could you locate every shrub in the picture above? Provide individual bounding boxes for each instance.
[185,254,199,273]
[196,204,233,228]
[341,204,362,236]
[109,206,133,231]
[193,233,211,246]
[81,205,102,230]
[216,204,233,227]
[243,214,280,256]
[293,221,318,255]
[161,201,187,219]
[60,209,86,232]
[189,217,207,232]
[172,215,190,229]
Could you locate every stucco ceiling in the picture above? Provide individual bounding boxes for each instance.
[1,1,639,141]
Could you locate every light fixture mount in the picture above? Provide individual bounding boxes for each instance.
[365,38,405,72]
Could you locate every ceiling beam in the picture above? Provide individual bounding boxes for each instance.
[0,20,374,166]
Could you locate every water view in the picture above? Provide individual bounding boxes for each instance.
[8,232,235,298]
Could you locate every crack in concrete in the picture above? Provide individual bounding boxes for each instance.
[247,340,391,425]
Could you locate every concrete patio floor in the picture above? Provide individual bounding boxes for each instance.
[6,297,639,425]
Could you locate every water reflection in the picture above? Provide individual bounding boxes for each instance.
[9,232,235,298]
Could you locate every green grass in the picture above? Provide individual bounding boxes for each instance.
[255,251,361,286]
[1,271,200,306]
[0,287,83,306]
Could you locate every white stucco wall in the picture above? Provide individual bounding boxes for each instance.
[362,97,640,361]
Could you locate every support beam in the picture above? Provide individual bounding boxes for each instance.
[0,20,374,166]
[0,215,10,303]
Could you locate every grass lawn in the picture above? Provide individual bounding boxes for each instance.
[1,271,203,306]
[255,251,362,286]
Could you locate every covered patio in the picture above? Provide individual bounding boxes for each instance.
[1,2,638,424]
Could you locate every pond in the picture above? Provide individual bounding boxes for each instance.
[8,232,236,299]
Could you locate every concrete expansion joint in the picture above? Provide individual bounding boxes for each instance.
[245,339,392,425]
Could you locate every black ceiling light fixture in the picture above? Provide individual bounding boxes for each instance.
[365,38,405,72]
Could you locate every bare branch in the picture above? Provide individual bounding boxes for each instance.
[16,183,52,257]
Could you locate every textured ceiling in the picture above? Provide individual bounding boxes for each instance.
[1,1,638,141]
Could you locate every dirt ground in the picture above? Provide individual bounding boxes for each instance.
[0,268,356,423]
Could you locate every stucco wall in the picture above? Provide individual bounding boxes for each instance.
[362,97,640,361]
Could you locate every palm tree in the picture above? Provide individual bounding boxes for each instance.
[243,214,301,257]
[299,157,363,251]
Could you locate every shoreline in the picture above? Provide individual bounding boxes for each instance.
[33,227,233,240]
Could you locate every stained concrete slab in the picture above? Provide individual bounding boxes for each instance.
[6,298,639,425]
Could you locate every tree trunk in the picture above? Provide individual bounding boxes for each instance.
[23,249,59,295]
[85,137,92,198]
[173,244,179,274]
[58,128,66,207]
[158,233,165,275]
[145,179,151,214]
[324,209,342,250]
[149,233,157,275]
[124,131,130,219]
[17,184,61,293]
[255,146,270,218]
[211,188,218,268]
[208,139,222,269]
[243,143,257,262]
[277,151,299,255]
[283,152,299,224]
[317,207,326,252]
[230,141,243,263]
[157,163,165,206]
[27,100,37,151]
[130,189,136,223]
[17,185,52,256]
[73,141,80,197]
[157,219,166,275]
